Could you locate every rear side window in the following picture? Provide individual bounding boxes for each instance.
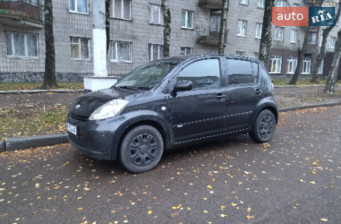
[226,60,258,85]
[177,59,221,89]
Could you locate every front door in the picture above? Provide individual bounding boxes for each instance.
[169,58,226,144]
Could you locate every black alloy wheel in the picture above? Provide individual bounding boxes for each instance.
[119,125,164,173]
[249,109,276,143]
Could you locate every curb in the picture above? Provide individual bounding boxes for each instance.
[0,102,341,152]
[0,89,85,95]
[1,134,68,151]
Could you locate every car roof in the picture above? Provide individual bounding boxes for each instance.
[160,54,260,64]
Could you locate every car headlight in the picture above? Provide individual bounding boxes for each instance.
[89,99,129,120]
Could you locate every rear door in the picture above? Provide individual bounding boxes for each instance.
[223,59,261,130]
[168,58,226,144]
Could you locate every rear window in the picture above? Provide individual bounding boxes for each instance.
[226,60,258,85]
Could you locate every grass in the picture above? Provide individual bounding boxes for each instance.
[0,82,84,91]
[272,78,341,86]
[0,105,68,138]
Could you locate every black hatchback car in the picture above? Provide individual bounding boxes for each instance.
[66,55,278,173]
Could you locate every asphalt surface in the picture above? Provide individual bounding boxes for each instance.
[0,106,340,224]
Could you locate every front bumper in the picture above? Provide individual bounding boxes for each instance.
[66,115,124,160]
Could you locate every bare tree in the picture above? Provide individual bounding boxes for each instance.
[311,3,340,83]
[324,29,341,94]
[42,0,58,89]
[258,0,275,67]
[162,0,171,58]
[105,0,111,53]
[218,0,228,54]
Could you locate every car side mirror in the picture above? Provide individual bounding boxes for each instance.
[171,80,192,96]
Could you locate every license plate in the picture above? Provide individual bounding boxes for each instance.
[66,122,77,136]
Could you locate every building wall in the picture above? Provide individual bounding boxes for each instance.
[0,0,340,82]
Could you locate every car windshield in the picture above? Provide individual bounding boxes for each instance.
[115,58,183,90]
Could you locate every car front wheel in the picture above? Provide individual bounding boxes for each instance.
[249,109,276,143]
[119,125,164,173]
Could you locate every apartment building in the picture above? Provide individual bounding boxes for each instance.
[0,0,339,82]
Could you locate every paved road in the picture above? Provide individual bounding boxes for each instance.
[1,106,341,224]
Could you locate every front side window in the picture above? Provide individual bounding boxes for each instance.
[149,44,163,61]
[238,20,247,37]
[181,10,193,29]
[301,57,311,74]
[111,41,132,62]
[70,37,90,60]
[180,47,192,56]
[287,56,297,74]
[177,59,221,89]
[69,0,88,14]
[274,27,284,41]
[5,32,38,58]
[255,23,262,39]
[149,4,161,24]
[112,0,131,20]
[270,55,282,73]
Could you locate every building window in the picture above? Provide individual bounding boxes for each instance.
[308,32,317,44]
[253,52,259,59]
[258,0,265,8]
[239,0,248,5]
[329,36,336,49]
[276,0,288,7]
[149,44,163,61]
[274,27,284,41]
[24,0,39,6]
[149,4,161,24]
[290,29,298,43]
[318,61,324,74]
[110,41,132,62]
[236,51,245,57]
[180,47,192,56]
[5,32,38,58]
[112,0,131,20]
[181,10,193,29]
[255,23,262,39]
[294,3,301,7]
[70,37,90,60]
[301,57,311,74]
[270,55,282,73]
[69,0,88,14]
[286,56,297,74]
[238,20,247,37]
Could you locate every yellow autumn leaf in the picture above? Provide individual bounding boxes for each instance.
[220,214,228,218]
[321,218,328,222]
[84,187,90,191]
[247,207,252,213]
[207,185,212,189]
[231,203,237,207]
[148,210,152,215]
[78,208,83,211]
[247,215,254,220]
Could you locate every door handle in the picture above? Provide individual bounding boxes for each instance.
[255,89,262,95]
[216,93,226,100]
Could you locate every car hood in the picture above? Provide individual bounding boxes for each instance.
[69,87,134,119]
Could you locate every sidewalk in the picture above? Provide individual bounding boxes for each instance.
[1,85,341,152]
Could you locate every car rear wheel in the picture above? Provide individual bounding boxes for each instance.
[249,109,276,143]
[119,125,164,173]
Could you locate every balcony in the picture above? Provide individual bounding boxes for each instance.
[198,0,223,9]
[0,0,42,28]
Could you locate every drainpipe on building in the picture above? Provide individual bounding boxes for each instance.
[84,1,117,92]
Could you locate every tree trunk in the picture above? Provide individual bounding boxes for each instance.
[324,29,341,94]
[105,0,111,53]
[289,26,312,85]
[162,0,171,58]
[258,0,275,68]
[42,0,58,89]
[218,0,228,55]
[311,5,340,83]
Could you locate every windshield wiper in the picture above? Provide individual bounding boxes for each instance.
[116,86,141,91]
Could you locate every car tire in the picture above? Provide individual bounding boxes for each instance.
[249,109,276,143]
[119,125,164,173]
